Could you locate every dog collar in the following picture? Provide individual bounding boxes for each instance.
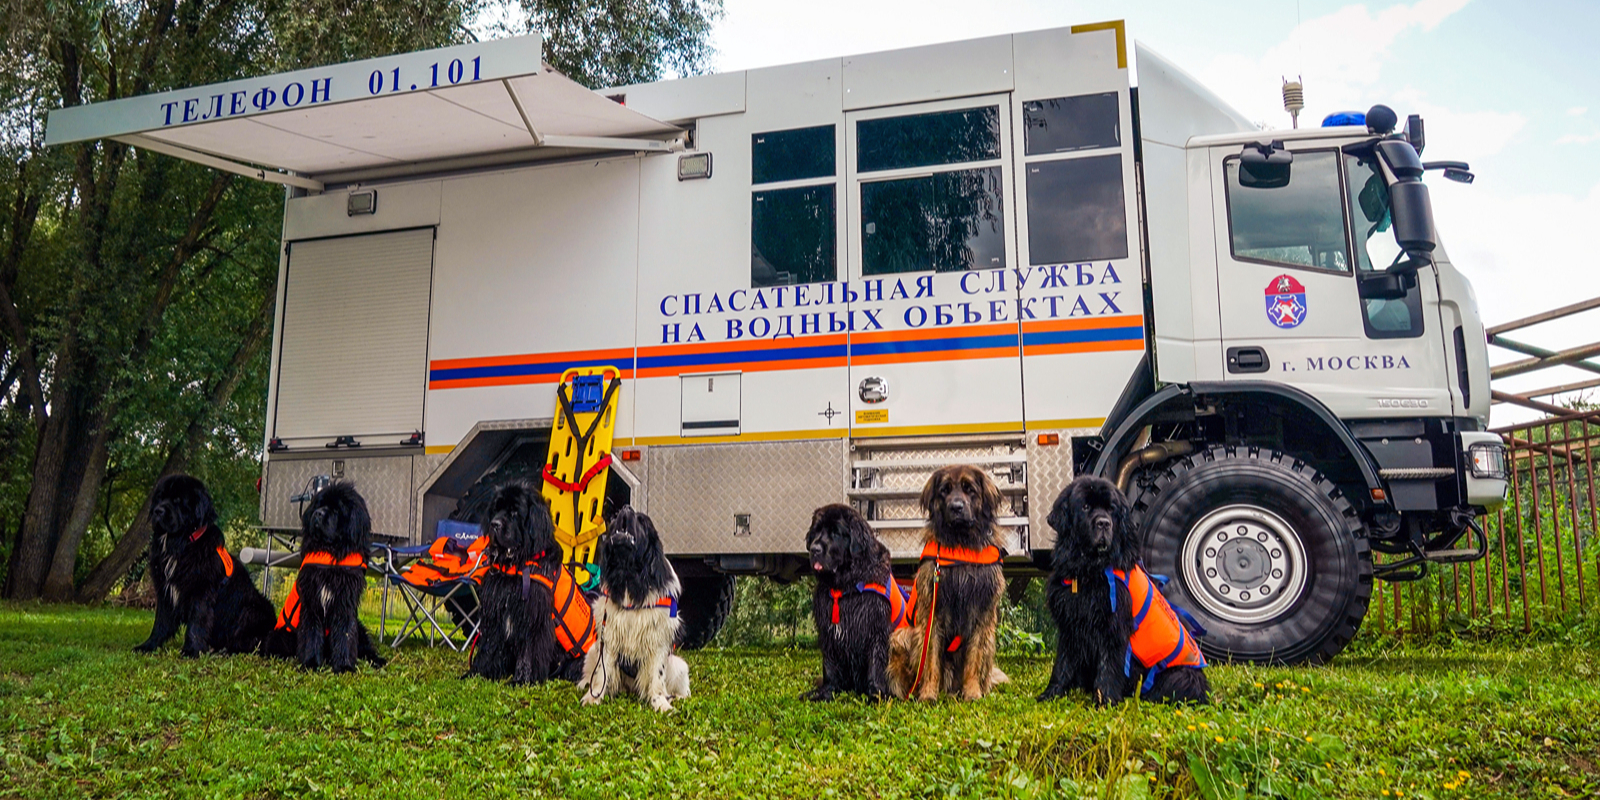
[188,526,208,542]
[1060,577,1078,593]
[604,590,679,617]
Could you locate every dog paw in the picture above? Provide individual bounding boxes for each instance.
[1036,689,1063,703]
[803,688,834,702]
[580,692,603,707]
[366,657,388,670]
[649,696,675,713]
[332,664,356,675]
[179,648,200,659]
[990,667,1011,685]
[133,643,158,654]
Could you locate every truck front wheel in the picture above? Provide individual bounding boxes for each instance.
[1129,445,1372,665]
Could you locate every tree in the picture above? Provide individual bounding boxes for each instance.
[0,0,722,603]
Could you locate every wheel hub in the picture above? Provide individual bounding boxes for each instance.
[1182,505,1307,624]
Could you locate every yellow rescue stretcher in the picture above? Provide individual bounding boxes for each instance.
[541,366,622,587]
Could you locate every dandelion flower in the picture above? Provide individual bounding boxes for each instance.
[1188,725,1197,731]
[1215,736,1225,743]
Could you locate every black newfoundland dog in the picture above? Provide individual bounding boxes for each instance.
[469,480,588,684]
[888,465,1009,701]
[265,482,387,672]
[1038,476,1209,705]
[804,504,901,701]
[135,474,275,656]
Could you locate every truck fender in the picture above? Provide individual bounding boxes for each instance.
[1092,380,1389,510]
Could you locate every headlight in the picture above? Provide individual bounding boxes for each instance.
[1468,442,1506,480]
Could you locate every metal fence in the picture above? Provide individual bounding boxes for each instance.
[1371,408,1600,635]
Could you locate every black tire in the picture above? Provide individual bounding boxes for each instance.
[675,574,736,650]
[1129,445,1371,665]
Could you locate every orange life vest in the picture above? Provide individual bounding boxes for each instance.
[398,535,489,586]
[274,551,366,632]
[919,541,1003,566]
[829,581,910,630]
[906,542,1002,629]
[1096,565,1207,691]
[523,565,597,658]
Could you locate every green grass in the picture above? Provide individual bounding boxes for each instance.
[3,603,1599,799]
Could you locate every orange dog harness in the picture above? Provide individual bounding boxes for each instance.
[188,527,236,579]
[531,566,598,658]
[274,551,366,632]
[1086,565,1207,691]
[828,581,911,629]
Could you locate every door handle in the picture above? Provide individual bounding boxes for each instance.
[1227,346,1270,374]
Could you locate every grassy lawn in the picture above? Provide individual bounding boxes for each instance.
[2,603,1598,799]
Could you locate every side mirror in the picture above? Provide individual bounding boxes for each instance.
[1388,181,1438,259]
[1239,140,1292,189]
[1357,270,1414,301]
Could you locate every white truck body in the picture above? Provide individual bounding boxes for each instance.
[46,21,1506,661]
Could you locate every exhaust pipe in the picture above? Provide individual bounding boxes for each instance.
[1115,441,1196,492]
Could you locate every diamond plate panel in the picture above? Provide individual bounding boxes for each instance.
[262,454,414,539]
[1026,427,1099,550]
[645,439,847,555]
[850,437,1029,559]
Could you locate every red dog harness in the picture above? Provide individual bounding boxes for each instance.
[274,551,366,632]
[828,581,911,629]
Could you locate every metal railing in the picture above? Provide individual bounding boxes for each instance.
[1372,294,1600,634]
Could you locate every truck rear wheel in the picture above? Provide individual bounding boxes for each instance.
[674,574,736,650]
[1129,445,1371,665]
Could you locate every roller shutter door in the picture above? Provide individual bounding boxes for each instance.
[273,228,434,446]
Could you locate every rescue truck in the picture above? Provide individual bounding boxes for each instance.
[46,21,1508,664]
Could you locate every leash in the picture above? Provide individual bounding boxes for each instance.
[908,548,941,697]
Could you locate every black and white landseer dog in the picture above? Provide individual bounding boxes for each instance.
[265,482,387,672]
[804,504,902,700]
[1038,476,1209,705]
[579,506,690,712]
[468,480,586,684]
[135,474,275,656]
[888,465,1011,701]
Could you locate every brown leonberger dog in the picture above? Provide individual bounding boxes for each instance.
[888,465,1010,701]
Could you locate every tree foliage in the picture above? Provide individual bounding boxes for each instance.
[0,0,721,602]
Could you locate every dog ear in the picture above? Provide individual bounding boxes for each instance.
[1110,482,1139,563]
[1046,484,1075,536]
[193,482,218,529]
[919,470,945,517]
[846,510,882,566]
[974,468,1003,524]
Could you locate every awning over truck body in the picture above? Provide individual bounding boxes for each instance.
[44,33,682,190]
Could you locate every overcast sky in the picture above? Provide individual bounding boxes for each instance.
[708,0,1600,426]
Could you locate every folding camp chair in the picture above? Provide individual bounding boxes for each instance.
[375,520,489,651]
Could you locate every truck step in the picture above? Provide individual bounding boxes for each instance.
[1422,548,1484,563]
[850,433,1025,450]
[852,454,1027,470]
[868,516,1029,530]
[849,485,1026,500]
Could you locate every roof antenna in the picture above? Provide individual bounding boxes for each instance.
[1282,76,1305,129]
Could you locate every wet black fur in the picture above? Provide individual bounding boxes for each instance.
[469,480,573,684]
[597,506,675,610]
[1039,476,1209,705]
[135,475,274,657]
[805,504,892,700]
[265,482,386,672]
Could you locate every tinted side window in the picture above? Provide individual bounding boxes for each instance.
[752,125,835,184]
[861,167,1005,275]
[857,107,1000,172]
[1025,155,1128,264]
[1023,93,1120,155]
[752,185,836,287]
[1226,150,1350,272]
